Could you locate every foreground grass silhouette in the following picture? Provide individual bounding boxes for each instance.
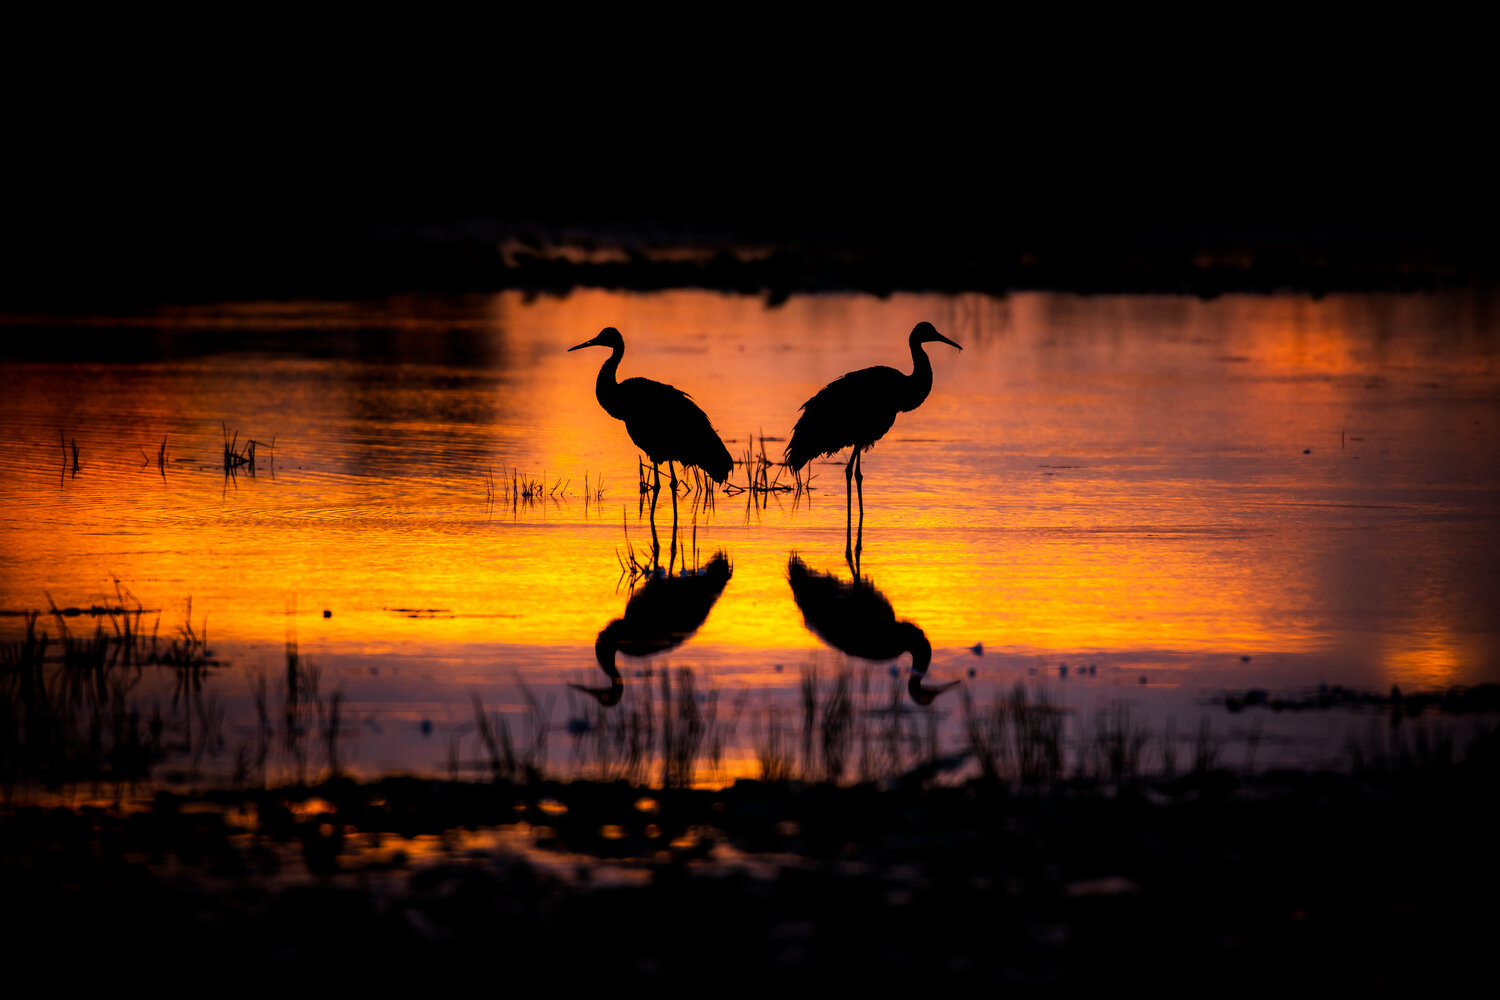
[4,729,1496,991]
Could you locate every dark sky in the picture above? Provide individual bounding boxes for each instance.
[6,23,1492,303]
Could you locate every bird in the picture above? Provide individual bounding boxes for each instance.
[572,552,733,706]
[570,327,734,505]
[786,554,958,705]
[784,321,961,562]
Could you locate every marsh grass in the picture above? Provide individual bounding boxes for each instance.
[222,423,272,477]
[1077,701,1153,783]
[725,431,813,509]
[558,662,742,787]
[765,664,949,784]
[1193,717,1220,774]
[756,703,793,782]
[504,468,570,511]
[819,671,854,783]
[246,630,354,788]
[960,684,1008,783]
[614,506,711,587]
[661,667,707,787]
[59,429,79,480]
[0,593,187,796]
[470,677,553,783]
[567,680,655,785]
[140,435,168,479]
[957,685,1247,788]
[1009,684,1064,785]
[615,513,654,588]
[634,458,718,520]
[1342,709,1488,774]
[583,470,606,512]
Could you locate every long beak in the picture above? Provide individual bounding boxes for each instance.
[909,676,961,706]
[569,681,624,707]
[934,332,963,351]
[567,338,598,352]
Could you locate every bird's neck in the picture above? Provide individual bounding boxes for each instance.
[901,340,936,413]
[594,621,623,679]
[595,346,627,418]
[900,621,932,674]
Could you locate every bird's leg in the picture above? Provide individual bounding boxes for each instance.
[667,461,679,574]
[669,461,680,518]
[844,450,857,563]
[854,449,865,561]
[649,462,662,566]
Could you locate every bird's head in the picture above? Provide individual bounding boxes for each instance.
[573,622,626,706]
[569,327,625,353]
[910,322,962,351]
[900,622,959,705]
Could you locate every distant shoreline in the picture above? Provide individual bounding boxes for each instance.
[4,218,1495,310]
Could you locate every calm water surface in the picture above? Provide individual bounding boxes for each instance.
[3,289,1497,785]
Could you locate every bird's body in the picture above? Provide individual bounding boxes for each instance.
[572,327,733,484]
[787,554,956,705]
[574,552,733,706]
[784,363,928,470]
[784,322,961,561]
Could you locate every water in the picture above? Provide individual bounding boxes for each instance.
[3,288,1497,786]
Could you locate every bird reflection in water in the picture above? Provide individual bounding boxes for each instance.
[787,554,958,705]
[573,551,733,706]
[785,322,961,563]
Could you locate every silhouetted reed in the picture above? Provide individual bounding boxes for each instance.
[468,678,552,783]
[217,617,353,789]
[59,429,79,480]
[564,664,728,787]
[792,665,855,782]
[582,470,606,511]
[756,703,793,782]
[222,422,272,476]
[1077,701,1152,783]
[661,667,705,787]
[2,605,165,796]
[1340,708,1492,775]
[636,455,717,510]
[820,671,854,783]
[615,512,654,588]
[139,434,168,479]
[959,684,1008,783]
[567,679,655,785]
[472,692,521,780]
[725,431,812,509]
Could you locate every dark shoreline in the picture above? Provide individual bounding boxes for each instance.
[5,212,1497,312]
[5,753,1497,990]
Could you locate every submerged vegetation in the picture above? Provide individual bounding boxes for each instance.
[221,421,272,476]
[722,430,814,509]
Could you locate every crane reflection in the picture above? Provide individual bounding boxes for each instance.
[786,553,958,705]
[572,551,733,706]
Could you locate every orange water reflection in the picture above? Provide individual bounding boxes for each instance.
[2,290,1497,775]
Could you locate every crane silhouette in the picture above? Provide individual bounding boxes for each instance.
[784,321,961,562]
[571,327,734,556]
[572,551,733,706]
[786,554,957,705]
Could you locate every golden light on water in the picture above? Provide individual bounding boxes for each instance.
[2,288,1497,778]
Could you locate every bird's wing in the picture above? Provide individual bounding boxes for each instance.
[785,366,906,468]
[618,376,697,408]
[616,378,733,482]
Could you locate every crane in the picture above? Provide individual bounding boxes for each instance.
[571,327,734,551]
[784,322,961,561]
